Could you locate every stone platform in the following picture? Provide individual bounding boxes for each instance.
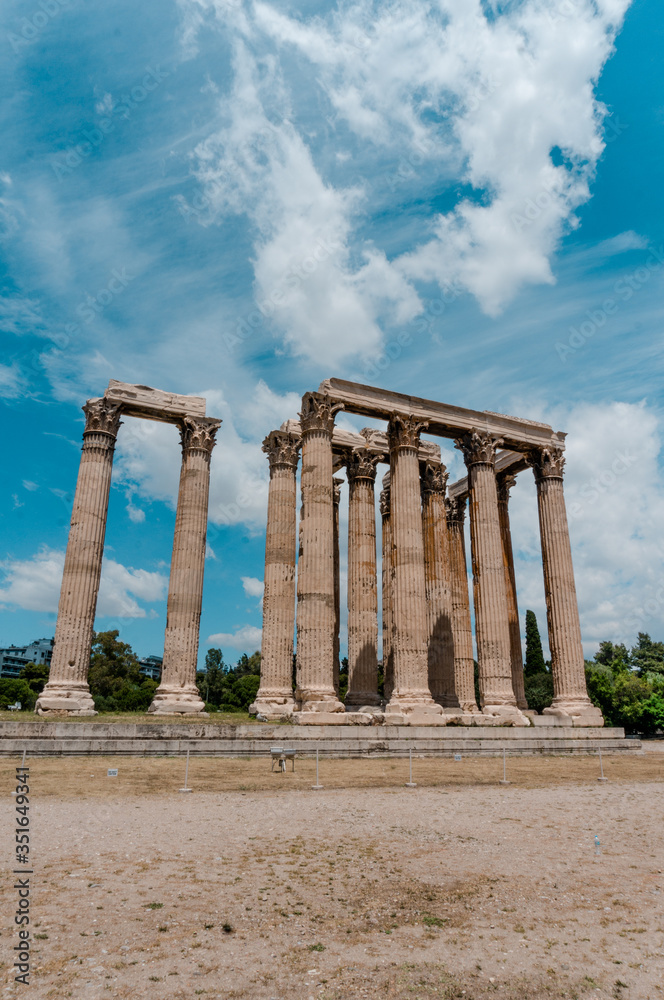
[0,721,640,757]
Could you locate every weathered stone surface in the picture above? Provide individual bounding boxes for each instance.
[250,431,300,718]
[421,461,457,708]
[497,473,528,711]
[103,379,207,421]
[149,416,221,715]
[529,446,603,726]
[37,399,123,716]
[295,393,345,712]
[445,496,479,713]
[345,449,381,707]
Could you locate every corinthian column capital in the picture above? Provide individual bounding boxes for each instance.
[346,448,380,483]
[388,412,428,452]
[83,398,123,438]
[445,495,466,527]
[455,429,503,467]
[299,392,343,436]
[527,445,566,481]
[180,416,221,458]
[262,430,300,471]
[421,461,449,496]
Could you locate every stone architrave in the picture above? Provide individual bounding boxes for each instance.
[380,486,394,702]
[345,449,381,707]
[386,414,442,716]
[421,462,458,708]
[295,392,345,712]
[528,446,603,724]
[333,477,343,697]
[250,431,300,717]
[149,416,221,715]
[36,399,123,715]
[456,430,525,721]
[497,473,528,711]
[445,496,479,713]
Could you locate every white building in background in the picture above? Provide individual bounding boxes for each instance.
[0,638,54,679]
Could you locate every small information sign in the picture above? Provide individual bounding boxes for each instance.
[453,754,462,762]
[107,768,118,777]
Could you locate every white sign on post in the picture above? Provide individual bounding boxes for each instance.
[107,768,118,777]
[454,754,462,762]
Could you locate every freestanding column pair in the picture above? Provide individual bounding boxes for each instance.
[37,401,220,716]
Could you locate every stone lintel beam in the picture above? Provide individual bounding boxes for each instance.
[318,378,565,452]
[102,379,207,424]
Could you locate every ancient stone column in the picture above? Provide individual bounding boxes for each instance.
[497,473,528,711]
[386,414,441,715]
[149,416,220,715]
[445,496,479,713]
[528,446,603,724]
[333,476,343,697]
[36,398,123,715]
[345,449,381,708]
[295,392,345,712]
[380,486,394,702]
[250,431,300,718]
[456,430,523,719]
[421,462,458,708]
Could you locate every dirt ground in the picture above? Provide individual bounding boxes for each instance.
[1,754,663,1000]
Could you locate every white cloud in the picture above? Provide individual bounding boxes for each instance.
[126,502,146,524]
[242,576,264,599]
[181,0,631,338]
[0,547,167,619]
[508,400,664,656]
[207,624,263,650]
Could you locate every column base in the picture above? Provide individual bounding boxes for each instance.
[385,695,443,716]
[248,694,295,720]
[458,701,481,714]
[35,682,97,716]
[148,687,207,716]
[295,694,346,713]
[482,704,531,726]
[544,700,604,727]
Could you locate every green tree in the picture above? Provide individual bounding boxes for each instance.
[524,671,554,714]
[524,610,546,677]
[630,633,664,677]
[88,630,155,713]
[594,641,630,673]
[0,679,36,711]
[18,661,50,694]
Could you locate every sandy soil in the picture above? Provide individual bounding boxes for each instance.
[1,756,663,1000]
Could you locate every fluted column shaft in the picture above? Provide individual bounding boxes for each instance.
[380,486,394,702]
[251,432,299,715]
[445,497,478,712]
[333,477,343,697]
[457,430,516,709]
[422,463,457,707]
[497,474,528,710]
[36,399,122,715]
[346,450,380,707]
[295,393,345,711]
[149,417,220,715]
[530,447,602,721]
[386,414,440,713]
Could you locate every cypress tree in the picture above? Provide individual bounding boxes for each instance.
[524,610,546,677]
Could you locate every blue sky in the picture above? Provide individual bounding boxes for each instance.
[1,0,663,666]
